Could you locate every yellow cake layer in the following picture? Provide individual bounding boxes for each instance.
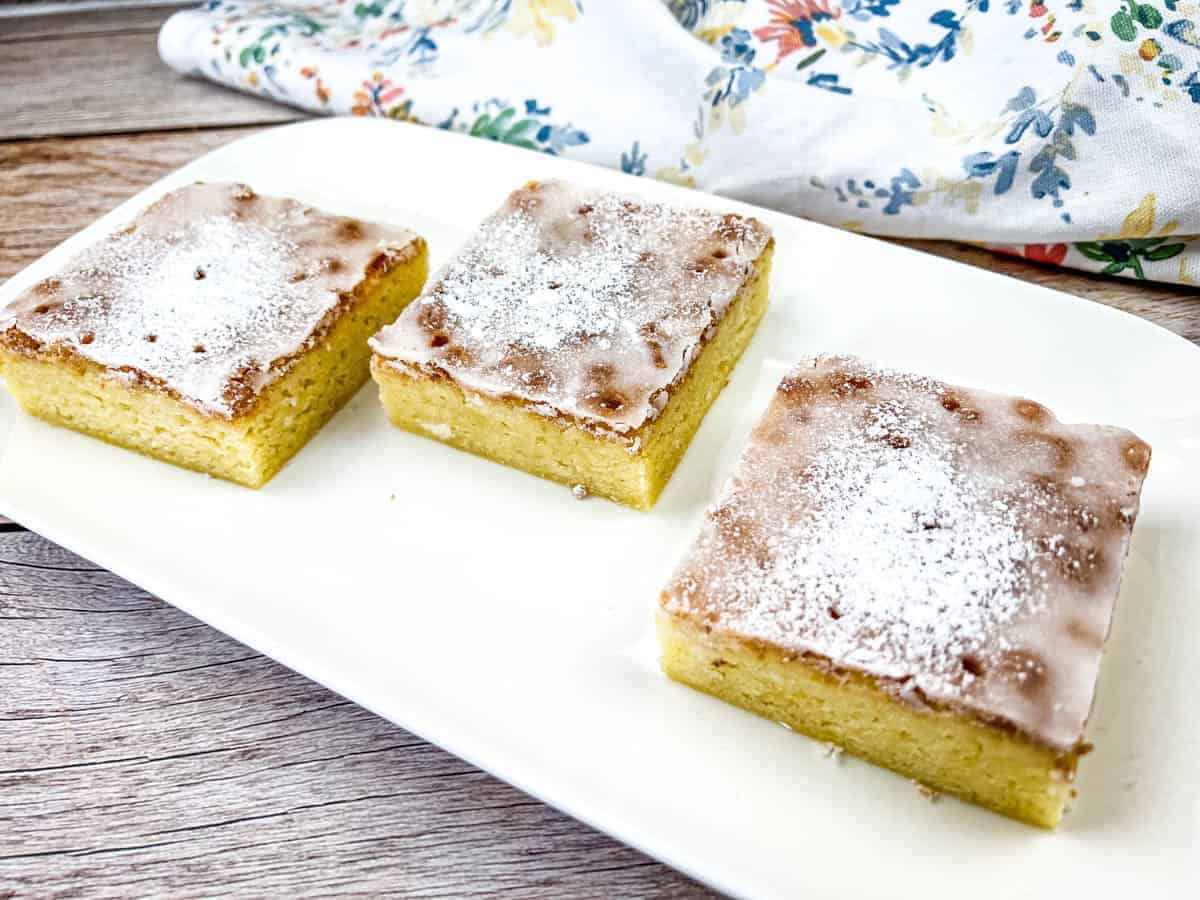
[658,612,1079,828]
[0,247,428,487]
[371,244,773,509]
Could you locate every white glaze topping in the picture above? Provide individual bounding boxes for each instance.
[1,182,421,418]
[662,356,1151,752]
[370,180,771,436]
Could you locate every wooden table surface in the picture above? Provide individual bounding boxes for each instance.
[1,4,1197,896]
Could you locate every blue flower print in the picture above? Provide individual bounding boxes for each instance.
[1004,87,1053,143]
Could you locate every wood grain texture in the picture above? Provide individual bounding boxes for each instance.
[0,13,304,140]
[0,4,188,42]
[0,532,714,898]
[0,127,265,279]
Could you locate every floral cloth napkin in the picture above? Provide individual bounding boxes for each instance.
[160,1,1200,286]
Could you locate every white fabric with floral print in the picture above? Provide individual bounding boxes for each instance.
[159,0,1200,285]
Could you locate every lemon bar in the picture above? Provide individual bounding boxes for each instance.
[369,180,773,509]
[0,182,428,487]
[659,355,1151,827]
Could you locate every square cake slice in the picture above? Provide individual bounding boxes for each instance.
[369,180,773,509]
[658,355,1151,827]
[0,183,428,487]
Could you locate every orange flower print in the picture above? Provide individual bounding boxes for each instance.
[1022,243,1069,265]
[352,73,405,117]
[753,0,841,65]
[993,243,1068,266]
[298,66,331,104]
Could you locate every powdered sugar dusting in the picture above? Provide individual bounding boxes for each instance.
[754,395,1038,679]
[663,356,1151,751]
[370,180,771,435]
[2,182,420,418]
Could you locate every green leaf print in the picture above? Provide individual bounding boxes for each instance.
[1111,10,1137,41]
[1144,242,1185,261]
[1074,237,1186,279]
[468,113,491,137]
[489,107,517,136]
[501,118,539,148]
[438,99,588,156]
[504,118,537,139]
[1113,1,1164,41]
[466,108,543,149]
[1076,242,1110,261]
[1134,4,1163,30]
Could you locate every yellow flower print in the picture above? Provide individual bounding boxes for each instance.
[508,0,578,46]
[1101,193,1178,240]
[1178,252,1200,286]
[698,24,737,45]
[959,24,974,55]
[928,96,1008,145]
[916,176,982,214]
[708,97,753,134]
[695,1,750,45]
[814,23,848,49]
[655,166,697,189]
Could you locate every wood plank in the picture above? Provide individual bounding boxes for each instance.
[0,531,713,897]
[0,3,189,42]
[0,15,305,140]
[0,127,265,279]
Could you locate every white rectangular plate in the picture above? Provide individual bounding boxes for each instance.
[2,119,1198,899]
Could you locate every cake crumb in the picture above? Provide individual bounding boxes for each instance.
[571,483,588,500]
[913,781,941,801]
[822,742,844,762]
[419,421,453,439]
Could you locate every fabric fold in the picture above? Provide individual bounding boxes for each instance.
[159,0,1200,287]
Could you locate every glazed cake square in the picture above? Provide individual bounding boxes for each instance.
[0,182,428,487]
[658,356,1151,827]
[369,180,774,509]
